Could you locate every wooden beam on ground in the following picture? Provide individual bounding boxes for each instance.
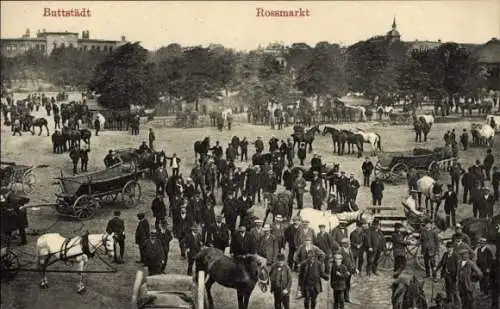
[365,206,399,211]
[197,271,204,309]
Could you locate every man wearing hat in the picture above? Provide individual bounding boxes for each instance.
[184,224,204,275]
[330,253,351,309]
[476,238,493,295]
[315,224,339,273]
[231,225,256,256]
[183,177,196,200]
[364,218,384,276]
[221,191,239,234]
[269,253,292,309]
[457,247,483,309]
[449,161,464,194]
[254,136,264,154]
[269,135,279,153]
[225,142,237,164]
[436,241,459,305]
[452,224,471,246]
[310,154,321,175]
[106,211,125,263]
[391,223,407,278]
[339,238,356,303]
[206,215,230,252]
[327,192,340,213]
[174,203,193,259]
[294,236,326,300]
[443,184,458,228]
[338,172,348,204]
[135,212,150,264]
[420,220,440,280]
[151,192,167,231]
[284,216,303,270]
[239,137,249,162]
[263,169,278,194]
[297,141,307,166]
[370,176,384,213]
[476,186,495,219]
[142,230,165,276]
[258,224,279,265]
[310,171,326,210]
[209,141,223,161]
[349,220,365,274]
[69,145,81,174]
[361,157,374,187]
[245,164,260,203]
[157,219,173,273]
[271,214,287,252]
[79,144,90,172]
[293,171,307,210]
[153,164,169,197]
[249,218,265,240]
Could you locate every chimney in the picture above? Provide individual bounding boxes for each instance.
[121,35,126,41]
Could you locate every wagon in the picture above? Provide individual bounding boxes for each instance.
[53,163,142,220]
[374,150,457,184]
[0,162,36,194]
[0,237,20,280]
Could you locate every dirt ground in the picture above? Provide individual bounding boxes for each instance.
[1,101,498,309]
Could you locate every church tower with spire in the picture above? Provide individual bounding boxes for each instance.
[387,16,401,42]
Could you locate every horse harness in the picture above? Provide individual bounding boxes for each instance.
[45,234,110,266]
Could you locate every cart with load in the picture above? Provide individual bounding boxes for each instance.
[53,163,142,220]
[0,162,36,194]
[374,149,457,184]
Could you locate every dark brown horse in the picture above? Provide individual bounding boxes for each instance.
[460,215,500,246]
[340,130,364,157]
[322,126,345,154]
[194,248,269,309]
[292,124,320,153]
[26,116,50,136]
[194,137,210,162]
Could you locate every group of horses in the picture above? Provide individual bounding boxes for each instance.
[322,126,382,157]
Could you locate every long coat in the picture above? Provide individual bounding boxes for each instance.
[206,223,230,249]
[231,232,256,256]
[135,219,150,245]
[143,238,165,267]
[330,263,350,291]
[315,231,339,256]
[258,234,279,264]
[300,259,328,294]
[184,232,203,259]
[269,263,293,293]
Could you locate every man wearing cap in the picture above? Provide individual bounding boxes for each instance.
[79,144,90,172]
[174,203,192,259]
[364,219,384,276]
[153,165,169,197]
[271,215,287,252]
[310,171,326,210]
[420,220,440,280]
[338,172,349,204]
[245,164,260,203]
[349,220,365,273]
[330,253,351,309]
[476,187,495,219]
[142,230,165,276]
[476,238,493,295]
[297,141,307,166]
[258,224,279,265]
[443,184,458,229]
[339,238,356,303]
[106,211,125,263]
[269,253,292,309]
[206,215,230,252]
[361,157,374,187]
[436,241,459,305]
[295,236,326,300]
[151,193,167,231]
[284,216,304,270]
[449,162,464,194]
[457,247,483,309]
[157,219,173,273]
[315,224,339,273]
[221,191,239,234]
[184,224,204,275]
[293,171,307,210]
[231,225,256,256]
[370,177,385,213]
[135,213,150,264]
[392,223,408,278]
[239,137,249,162]
[249,219,265,240]
[226,142,237,163]
[302,220,316,243]
[254,136,264,154]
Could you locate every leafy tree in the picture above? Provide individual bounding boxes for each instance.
[88,42,158,109]
[286,43,313,71]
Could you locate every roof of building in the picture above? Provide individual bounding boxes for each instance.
[1,38,45,42]
[78,39,120,44]
[37,32,78,36]
[472,38,500,63]
[387,29,401,38]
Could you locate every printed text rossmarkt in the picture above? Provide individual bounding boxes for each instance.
[43,8,92,17]
[256,8,311,17]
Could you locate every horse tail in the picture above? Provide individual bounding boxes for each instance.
[376,133,382,150]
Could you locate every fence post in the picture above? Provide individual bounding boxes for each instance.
[197,270,205,309]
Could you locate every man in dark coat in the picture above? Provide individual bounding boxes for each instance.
[483,148,494,181]
[245,164,260,203]
[153,166,169,197]
[284,217,303,270]
[254,136,264,153]
[293,171,307,210]
[286,138,294,167]
[460,129,469,150]
[364,219,384,276]
[271,214,287,252]
[263,170,278,194]
[239,137,249,161]
[457,248,483,309]
[226,143,237,163]
[94,117,100,136]
[310,172,326,210]
[269,136,279,152]
[69,146,80,174]
[174,204,192,259]
[475,238,493,295]
[338,238,356,303]
[420,220,440,279]
[258,225,279,265]
[315,224,339,273]
[79,145,90,172]
[476,187,495,218]
[206,215,230,252]
[148,128,155,150]
[461,167,477,204]
[391,223,407,278]
[151,193,167,230]
[300,250,329,309]
[436,241,459,305]
[135,213,150,264]
[184,224,204,275]
[443,184,458,228]
[492,166,500,201]
[209,141,223,160]
[230,225,257,256]
[282,166,293,191]
[106,211,125,263]
[370,177,384,213]
[143,231,165,276]
[269,253,292,309]
[330,253,351,309]
[221,191,239,234]
[157,219,173,273]
[449,162,464,194]
[361,157,374,187]
[297,142,307,165]
[349,220,365,273]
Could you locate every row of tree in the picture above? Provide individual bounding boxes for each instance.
[1,37,491,111]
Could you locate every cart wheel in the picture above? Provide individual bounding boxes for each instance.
[22,172,36,194]
[0,250,20,280]
[404,233,425,270]
[379,241,394,270]
[428,161,440,179]
[391,163,409,182]
[122,180,141,207]
[73,195,99,221]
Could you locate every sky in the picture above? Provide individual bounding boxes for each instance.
[1,1,499,51]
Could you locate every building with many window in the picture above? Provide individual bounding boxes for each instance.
[1,28,127,58]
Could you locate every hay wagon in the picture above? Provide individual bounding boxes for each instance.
[0,162,36,194]
[53,164,142,220]
[374,151,456,184]
[131,270,205,309]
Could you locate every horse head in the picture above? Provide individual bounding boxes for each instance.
[309,125,321,135]
[242,254,269,293]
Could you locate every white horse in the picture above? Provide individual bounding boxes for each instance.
[471,123,495,147]
[416,176,444,214]
[298,208,372,234]
[351,128,382,154]
[36,232,115,293]
[486,115,500,132]
[92,112,106,129]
